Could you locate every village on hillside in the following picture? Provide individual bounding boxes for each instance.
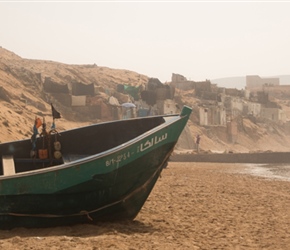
[1,47,290,152]
[37,72,290,144]
[171,73,290,144]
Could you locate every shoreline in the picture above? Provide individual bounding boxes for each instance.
[171,151,290,164]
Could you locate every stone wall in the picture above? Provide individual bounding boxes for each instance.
[170,152,290,163]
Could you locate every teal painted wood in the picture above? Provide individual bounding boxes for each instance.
[0,143,173,228]
[0,106,192,228]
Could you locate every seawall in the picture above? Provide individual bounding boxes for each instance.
[170,152,290,164]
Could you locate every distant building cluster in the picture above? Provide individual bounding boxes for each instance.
[170,73,287,143]
[40,76,177,121]
[38,71,288,141]
[246,75,280,89]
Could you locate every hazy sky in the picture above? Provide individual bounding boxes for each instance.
[1,1,290,82]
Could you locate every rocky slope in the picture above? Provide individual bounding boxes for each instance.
[0,47,147,142]
[1,47,290,153]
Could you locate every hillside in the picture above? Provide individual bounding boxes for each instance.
[0,47,148,142]
[1,47,290,153]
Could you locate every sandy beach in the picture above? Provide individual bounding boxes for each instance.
[1,162,290,250]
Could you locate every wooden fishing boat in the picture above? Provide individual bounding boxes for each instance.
[0,105,192,229]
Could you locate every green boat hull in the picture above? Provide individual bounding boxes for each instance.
[0,106,192,229]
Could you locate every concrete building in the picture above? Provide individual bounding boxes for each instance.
[246,75,279,90]
[261,107,286,123]
[247,102,262,117]
[199,105,226,126]
[223,96,244,117]
[171,73,187,82]
[156,99,176,115]
[71,95,86,107]
[227,118,238,144]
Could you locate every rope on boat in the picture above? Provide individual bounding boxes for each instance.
[0,149,172,221]
[0,199,123,219]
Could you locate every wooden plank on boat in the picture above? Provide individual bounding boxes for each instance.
[2,155,16,176]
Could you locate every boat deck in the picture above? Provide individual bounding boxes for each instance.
[1,155,64,176]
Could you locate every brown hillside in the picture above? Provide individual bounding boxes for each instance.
[0,47,147,142]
